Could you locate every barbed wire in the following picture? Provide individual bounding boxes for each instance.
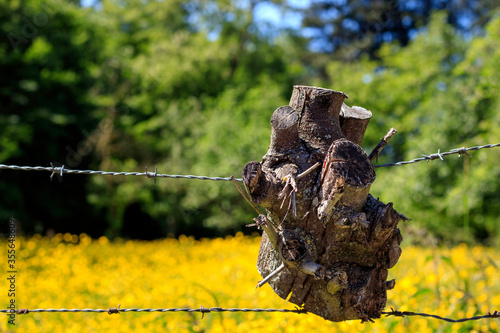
[0,163,242,182]
[2,144,498,326]
[0,143,498,181]
[381,308,500,323]
[372,143,500,168]
[2,306,498,323]
[0,306,306,317]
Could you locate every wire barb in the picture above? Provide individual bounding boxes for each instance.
[451,147,472,158]
[108,304,121,315]
[16,308,29,315]
[50,162,64,181]
[199,305,209,319]
[145,166,158,184]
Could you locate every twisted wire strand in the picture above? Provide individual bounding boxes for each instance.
[0,143,498,180]
[382,309,500,323]
[2,307,498,323]
[373,143,500,168]
[0,164,242,182]
[2,146,499,323]
[0,307,306,315]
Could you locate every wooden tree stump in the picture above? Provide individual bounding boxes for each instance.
[242,85,406,322]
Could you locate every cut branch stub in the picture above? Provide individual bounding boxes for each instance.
[317,138,375,220]
[340,103,372,146]
[268,105,300,155]
[291,85,347,157]
[243,85,406,322]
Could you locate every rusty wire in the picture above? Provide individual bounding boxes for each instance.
[1,306,499,324]
[0,143,498,181]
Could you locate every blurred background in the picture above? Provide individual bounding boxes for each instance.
[1,0,499,245]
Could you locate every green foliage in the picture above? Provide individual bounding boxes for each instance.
[74,0,301,238]
[0,0,109,234]
[300,0,500,58]
[319,11,500,245]
[1,0,499,244]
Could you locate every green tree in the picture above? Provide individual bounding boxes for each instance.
[319,11,500,245]
[83,0,304,238]
[1,0,306,238]
[300,0,500,59]
[0,0,109,235]
[3,0,498,245]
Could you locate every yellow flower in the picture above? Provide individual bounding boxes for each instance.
[2,237,499,333]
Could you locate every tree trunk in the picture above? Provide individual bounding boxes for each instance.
[242,85,406,322]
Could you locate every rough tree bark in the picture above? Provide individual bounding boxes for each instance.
[242,85,406,322]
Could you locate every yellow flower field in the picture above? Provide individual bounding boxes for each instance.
[1,233,499,333]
